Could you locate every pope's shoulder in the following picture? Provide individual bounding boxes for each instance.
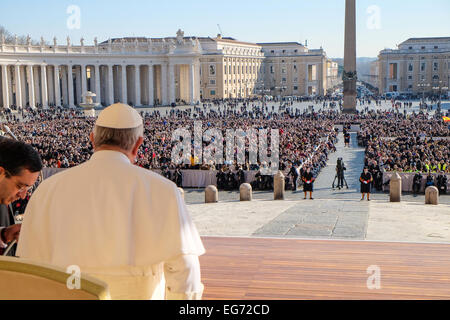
[38,160,178,190]
[130,163,178,188]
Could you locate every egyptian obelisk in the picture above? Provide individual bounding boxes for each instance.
[343,0,357,113]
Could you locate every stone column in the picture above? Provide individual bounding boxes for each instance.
[205,185,218,203]
[107,64,114,105]
[75,66,81,105]
[389,172,402,202]
[189,63,195,105]
[195,62,201,102]
[81,64,87,103]
[27,65,35,108]
[169,63,175,104]
[47,66,54,106]
[33,66,41,105]
[54,65,61,107]
[161,63,168,105]
[61,66,68,106]
[67,65,75,108]
[94,64,101,105]
[14,64,23,108]
[8,66,14,105]
[1,65,10,108]
[425,186,439,205]
[342,0,357,113]
[134,64,141,106]
[148,64,154,106]
[121,64,127,104]
[273,171,285,200]
[240,183,252,201]
[41,65,48,108]
[20,66,27,107]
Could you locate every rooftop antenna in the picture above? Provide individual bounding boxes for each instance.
[217,24,223,36]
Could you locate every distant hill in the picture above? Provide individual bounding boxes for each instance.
[331,57,377,80]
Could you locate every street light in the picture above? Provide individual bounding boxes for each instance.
[432,80,449,114]
[274,85,287,106]
[256,82,270,106]
[418,79,430,105]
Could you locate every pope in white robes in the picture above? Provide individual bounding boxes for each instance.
[17,103,205,300]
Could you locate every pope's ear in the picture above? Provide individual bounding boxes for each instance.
[89,132,95,148]
[132,136,144,155]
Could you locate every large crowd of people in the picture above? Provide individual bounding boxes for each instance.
[1,95,449,196]
[2,101,340,191]
[357,112,450,174]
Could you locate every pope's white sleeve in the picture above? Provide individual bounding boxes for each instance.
[164,254,204,300]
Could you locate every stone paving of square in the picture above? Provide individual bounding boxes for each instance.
[186,132,450,243]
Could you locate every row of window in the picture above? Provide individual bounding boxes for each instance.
[408,46,440,50]
[224,79,257,84]
[267,65,299,74]
[221,85,302,96]
[224,64,259,75]
[390,74,442,81]
[268,49,299,54]
[204,63,322,77]
[201,64,258,76]
[407,62,444,72]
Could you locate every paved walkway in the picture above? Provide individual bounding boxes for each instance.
[253,132,370,239]
[311,132,366,199]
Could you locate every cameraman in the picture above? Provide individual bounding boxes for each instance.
[335,158,347,189]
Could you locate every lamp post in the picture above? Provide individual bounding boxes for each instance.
[418,79,430,106]
[274,85,287,106]
[432,80,449,114]
[256,83,270,107]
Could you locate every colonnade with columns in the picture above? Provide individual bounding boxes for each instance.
[0,60,200,109]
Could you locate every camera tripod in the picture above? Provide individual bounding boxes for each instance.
[332,173,348,189]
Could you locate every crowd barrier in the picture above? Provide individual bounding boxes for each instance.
[333,124,361,132]
[42,167,270,188]
[42,167,261,188]
[382,172,450,193]
[379,137,450,141]
[152,169,260,188]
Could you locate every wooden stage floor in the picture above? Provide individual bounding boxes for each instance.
[199,236,450,299]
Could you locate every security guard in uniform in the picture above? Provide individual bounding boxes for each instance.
[436,171,447,195]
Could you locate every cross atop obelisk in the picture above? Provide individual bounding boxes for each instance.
[342,0,357,113]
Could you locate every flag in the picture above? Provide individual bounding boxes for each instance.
[443,116,450,123]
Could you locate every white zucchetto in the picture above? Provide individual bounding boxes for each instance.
[95,103,143,129]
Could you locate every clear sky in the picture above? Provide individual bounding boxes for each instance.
[0,0,449,58]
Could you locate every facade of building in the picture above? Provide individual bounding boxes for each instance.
[367,60,380,89]
[327,59,340,91]
[198,35,264,100]
[258,42,333,97]
[377,37,450,96]
[0,30,338,109]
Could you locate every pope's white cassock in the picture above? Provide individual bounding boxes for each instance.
[17,105,205,300]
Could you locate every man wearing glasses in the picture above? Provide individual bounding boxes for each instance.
[0,138,43,255]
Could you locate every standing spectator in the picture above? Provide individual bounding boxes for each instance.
[302,166,315,200]
[360,167,373,201]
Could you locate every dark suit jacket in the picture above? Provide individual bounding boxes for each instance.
[0,204,16,256]
[289,167,299,177]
